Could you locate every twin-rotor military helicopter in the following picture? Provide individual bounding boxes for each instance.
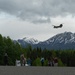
[52,24,63,29]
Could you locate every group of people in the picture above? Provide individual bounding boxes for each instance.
[48,57,58,66]
[20,54,32,66]
[3,52,58,66]
[41,57,58,66]
[3,53,32,66]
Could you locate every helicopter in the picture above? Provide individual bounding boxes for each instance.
[52,24,63,28]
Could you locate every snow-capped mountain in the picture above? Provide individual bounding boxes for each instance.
[17,32,75,50]
[37,32,75,50]
[45,32,75,44]
[17,37,40,47]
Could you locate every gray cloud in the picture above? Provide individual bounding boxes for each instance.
[32,17,50,24]
[0,0,75,23]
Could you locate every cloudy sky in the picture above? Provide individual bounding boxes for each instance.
[0,0,75,41]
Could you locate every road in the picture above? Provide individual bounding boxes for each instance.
[0,66,75,75]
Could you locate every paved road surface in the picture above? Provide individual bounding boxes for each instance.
[0,66,75,75]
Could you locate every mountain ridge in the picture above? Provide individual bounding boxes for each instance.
[17,32,75,50]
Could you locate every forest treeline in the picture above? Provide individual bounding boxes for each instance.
[0,34,75,66]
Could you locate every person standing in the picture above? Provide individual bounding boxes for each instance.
[41,57,44,66]
[20,54,24,66]
[48,58,51,66]
[54,57,58,66]
[4,53,8,66]
[27,58,32,66]
[20,54,26,66]
[48,57,54,66]
[23,57,26,66]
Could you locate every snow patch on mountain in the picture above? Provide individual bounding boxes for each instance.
[23,37,39,44]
